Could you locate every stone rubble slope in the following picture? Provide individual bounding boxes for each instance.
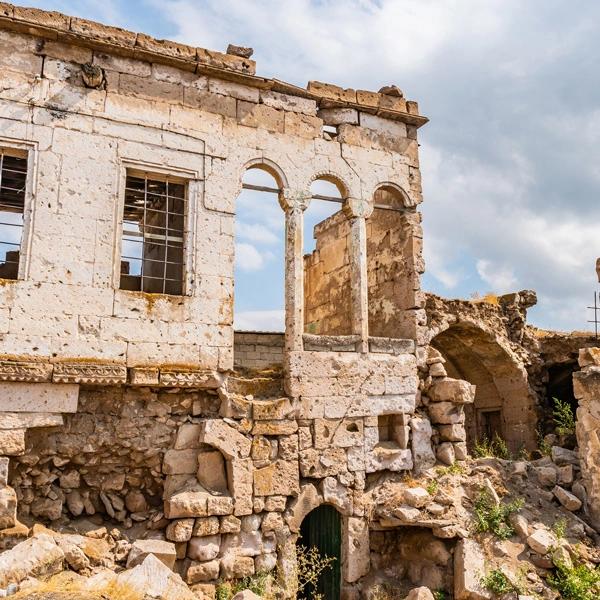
[1,444,599,600]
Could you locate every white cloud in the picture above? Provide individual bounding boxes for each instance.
[235,243,267,271]
[236,222,279,245]
[234,309,285,331]
[476,259,517,292]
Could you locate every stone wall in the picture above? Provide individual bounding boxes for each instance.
[574,347,600,529]
[367,205,421,340]
[233,332,284,370]
[0,4,438,597]
[303,211,352,336]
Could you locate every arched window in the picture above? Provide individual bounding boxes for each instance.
[303,177,353,336]
[234,167,285,333]
[367,185,416,339]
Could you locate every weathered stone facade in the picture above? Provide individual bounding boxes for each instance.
[3,4,600,599]
[0,3,445,597]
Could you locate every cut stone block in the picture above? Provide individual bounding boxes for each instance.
[126,539,177,570]
[0,382,78,413]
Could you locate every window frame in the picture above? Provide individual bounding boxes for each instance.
[114,159,199,297]
[0,137,37,282]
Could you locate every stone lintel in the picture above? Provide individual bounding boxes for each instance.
[369,337,416,355]
[302,334,361,352]
[0,382,79,413]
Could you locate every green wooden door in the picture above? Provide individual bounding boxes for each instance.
[298,505,341,600]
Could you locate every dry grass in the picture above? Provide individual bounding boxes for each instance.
[12,573,142,600]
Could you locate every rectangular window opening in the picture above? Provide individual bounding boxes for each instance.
[120,171,187,295]
[0,149,27,280]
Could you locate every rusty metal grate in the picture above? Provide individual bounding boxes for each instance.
[120,172,186,295]
[0,150,27,280]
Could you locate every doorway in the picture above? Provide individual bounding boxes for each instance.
[298,505,341,600]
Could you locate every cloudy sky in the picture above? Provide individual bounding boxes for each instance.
[26,0,600,332]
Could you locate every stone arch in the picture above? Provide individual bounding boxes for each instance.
[308,170,352,200]
[372,182,415,209]
[430,320,537,452]
[241,157,288,191]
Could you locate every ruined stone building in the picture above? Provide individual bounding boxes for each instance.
[2,4,600,600]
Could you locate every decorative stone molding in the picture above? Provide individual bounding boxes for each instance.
[0,361,52,383]
[52,363,127,385]
[159,370,223,389]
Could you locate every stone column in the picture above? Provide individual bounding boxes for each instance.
[280,190,310,353]
[344,198,373,353]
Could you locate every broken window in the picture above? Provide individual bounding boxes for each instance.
[0,149,27,280]
[120,171,186,295]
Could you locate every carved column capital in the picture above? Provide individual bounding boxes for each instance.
[344,197,373,219]
[280,188,311,213]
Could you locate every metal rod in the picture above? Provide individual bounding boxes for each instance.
[242,183,280,194]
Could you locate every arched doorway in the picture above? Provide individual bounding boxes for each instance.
[298,505,341,600]
[430,322,537,453]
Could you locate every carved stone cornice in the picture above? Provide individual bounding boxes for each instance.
[0,360,53,383]
[52,363,127,385]
[159,369,223,388]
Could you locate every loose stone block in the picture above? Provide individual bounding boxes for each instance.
[553,485,582,511]
[126,539,177,570]
[454,539,491,600]
[0,534,65,587]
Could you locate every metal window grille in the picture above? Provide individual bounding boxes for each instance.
[0,150,27,280]
[120,172,186,295]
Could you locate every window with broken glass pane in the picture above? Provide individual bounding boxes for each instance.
[120,173,186,295]
[0,150,27,280]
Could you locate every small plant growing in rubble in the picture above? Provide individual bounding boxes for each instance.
[277,542,335,600]
[433,590,448,600]
[473,488,524,540]
[436,462,466,476]
[553,518,568,539]
[481,569,519,595]
[553,397,576,436]
[473,434,509,460]
[537,427,552,456]
[548,560,600,600]
[426,480,439,495]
